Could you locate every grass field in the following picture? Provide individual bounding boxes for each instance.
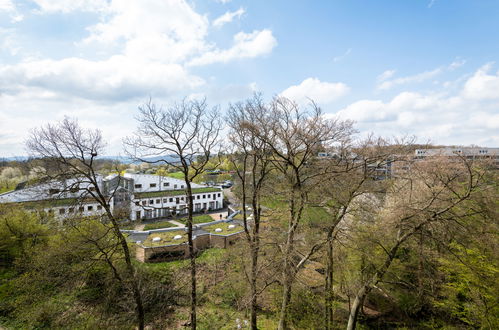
[143,220,178,230]
[177,214,214,225]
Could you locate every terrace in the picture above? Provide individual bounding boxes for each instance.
[142,230,188,247]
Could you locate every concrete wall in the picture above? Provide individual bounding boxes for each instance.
[194,234,211,252]
[139,243,189,263]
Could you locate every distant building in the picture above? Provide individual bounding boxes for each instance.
[0,173,224,222]
[391,147,499,177]
[414,147,499,164]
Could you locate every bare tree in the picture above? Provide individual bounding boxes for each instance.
[227,94,273,329]
[345,156,484,330]
[313,137,415,329]
[124,98,221,329]
[26,117,145,330]
[244,96,354,329]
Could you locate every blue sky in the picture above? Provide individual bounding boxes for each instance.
[1,0,498,156]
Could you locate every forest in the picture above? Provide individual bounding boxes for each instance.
[0,96,498,329]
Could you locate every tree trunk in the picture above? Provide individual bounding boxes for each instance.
[250,239,259,330]
[105,206,145,330]
[185,181,197,329]
[347,285,368,330]
[325,237,334,330]
[278,269,293,330]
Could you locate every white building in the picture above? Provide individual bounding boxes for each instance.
[0,173,224,222]
[414,147,499,167]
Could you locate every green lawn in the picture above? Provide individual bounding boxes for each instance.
[177,214,214,225]
[202,222,243,235]
[143,220,178,230]
[165,171,184,179]
[142,230,187,247]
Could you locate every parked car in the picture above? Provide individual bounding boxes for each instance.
[221,181,233,188]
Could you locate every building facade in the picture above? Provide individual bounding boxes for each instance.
[0,173,224,222]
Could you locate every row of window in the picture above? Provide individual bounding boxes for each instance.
[58,204,103,215]
[134,193,221,207]
[134,182,184,189]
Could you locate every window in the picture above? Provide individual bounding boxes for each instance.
[176,198,180,204]
[68,208,74,213]
[181,197,184,201]
[163,198,167,203]
[135,201,140,206]
[142,201,147,206]
[163,182,169,187]
[202,195,206,199]
[174,184,177,189]
[156,199,160,204]
[169,198,173,202]
[79,207,84,212]
[97,205,102,210]
[217,193,221,197]
[149,200,154,205]
[59,208,65,214]
[181,185,184,189]
[150,183,157,188]
[208,194,211,198]
[135,184,142,189]
[197,195,200,200]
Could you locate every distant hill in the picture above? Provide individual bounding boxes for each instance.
[1,155,186,165]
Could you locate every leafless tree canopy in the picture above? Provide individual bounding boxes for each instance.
[125,98,221,179]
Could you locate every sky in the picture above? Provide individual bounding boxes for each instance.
[1,0,499,157]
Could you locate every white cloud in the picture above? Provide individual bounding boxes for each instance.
[280,78,350,106]
[333,48,352,62]
[83,0,209,63]
[0,0,23,22]
[334,65,499,146]
[377,67,443,90]
[0,56,204,100]
[31,0,109,13]
[462,63,499,100]
[0,0,276,103]
[0,0,278,156]
[213,8,245,28]
[0,28,20,55]
[377,59,466,90]
[188,29,277,66]
[377,69,396,82]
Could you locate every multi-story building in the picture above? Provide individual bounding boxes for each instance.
[0,173,224,222]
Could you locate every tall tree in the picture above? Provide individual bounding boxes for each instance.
[246,97,354,329]
[227,94,273,329]
[345,155,483,330]
[26,118,145,330]
[125,98,221,329]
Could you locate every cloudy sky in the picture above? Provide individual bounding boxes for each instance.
[1,0,499,156]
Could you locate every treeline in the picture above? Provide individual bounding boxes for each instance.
[0,95,497,329]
